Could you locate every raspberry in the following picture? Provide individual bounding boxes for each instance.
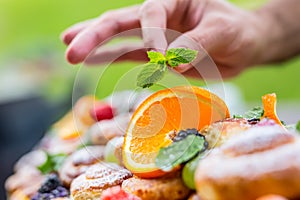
[101,186,140,200]
[90,102,114,122]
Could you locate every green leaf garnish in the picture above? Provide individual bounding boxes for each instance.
[137,63,167,88]
[38,153,67,174]
[244,106,264,119]
[296,120,300,133]
[233,114,243,119]
[182,151,206,189]
[233,106,264,119]
[155,134,207,171]
[137,48,198,88]
[165,48,198,67]
[147,51,166,64]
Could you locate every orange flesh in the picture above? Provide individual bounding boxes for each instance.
[262,93,283,125]
[123,86,230,177]
[130,97,224,155]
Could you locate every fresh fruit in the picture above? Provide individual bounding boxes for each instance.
[32,186,69,200]
[182,153,204,189]
[155,134,207,172]
[123,86,230,178]
[73,96,98,126]
[90,102,114,121]
[32,174,69,200]
[53,96,96,140]
[10,190,30,200]
[38,174,61,193]
[261,93,283,126]
[101,186,141,200]
[53,111,81,140]
[172,128,204,142]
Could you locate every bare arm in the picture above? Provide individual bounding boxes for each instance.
[256,0,300,64]
[61,0,300,78]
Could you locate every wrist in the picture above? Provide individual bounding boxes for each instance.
[253,6,283,65]
[254,2,300,64]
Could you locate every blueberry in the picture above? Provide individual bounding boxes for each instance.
[31,193,51,200]
[51,189,59,196]
[54,186,69,197]
[59,190,69,197]
[38,174,62,193]
[173,128,205,142]
[32,185,69,199]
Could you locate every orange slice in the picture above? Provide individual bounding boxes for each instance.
[10,190,30,200]
[53,96,96,140]
[261,93,283,125]
[122,86,230,178]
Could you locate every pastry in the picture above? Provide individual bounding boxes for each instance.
[195,126,300,200]
[122,172,191,200]
[58,145,105,187]
[70,162,132,199]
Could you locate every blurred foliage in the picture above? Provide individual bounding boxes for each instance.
[0,0,299,103]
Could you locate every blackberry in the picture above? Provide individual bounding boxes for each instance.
[32,173,69,200]
[38,174,62,193]
[54,186,69,197]
[173,128,205,142]
[31,185,69,200]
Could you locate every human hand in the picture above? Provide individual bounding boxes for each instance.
[62,0,270,78]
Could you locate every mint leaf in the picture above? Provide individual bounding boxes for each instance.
[137,48,198,88]
[38,153,67,174]
[296,120,300,133]
[137,63,167,88]
[244,106,264,119]
[147,51,166,64]
[182,151,206,189]
[155,134,207,171]
[166,48,197,67]
[37,153,53,174]
[234,106,264,119]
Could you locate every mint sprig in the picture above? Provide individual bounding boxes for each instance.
[136,63,167,88]
[38,153,67,174]
[233,106,264,119]
[137,48,198,88]
[166,48,198,67]
[147,51,166,64]
[155,134,207,172]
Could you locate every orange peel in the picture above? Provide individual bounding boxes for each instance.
[122,86,230,178]
[261,93,283,126]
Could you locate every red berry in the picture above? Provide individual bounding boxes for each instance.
[90,102,114,121]
[101,186,140,200]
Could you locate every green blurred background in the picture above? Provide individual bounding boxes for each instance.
[0,0,299,198]
[1,0,300,103]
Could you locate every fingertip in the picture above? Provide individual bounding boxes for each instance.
[60,32,73,45]
[66,47,82,64]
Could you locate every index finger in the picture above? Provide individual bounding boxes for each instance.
[66,5,141,64]
[138,0,168,52]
